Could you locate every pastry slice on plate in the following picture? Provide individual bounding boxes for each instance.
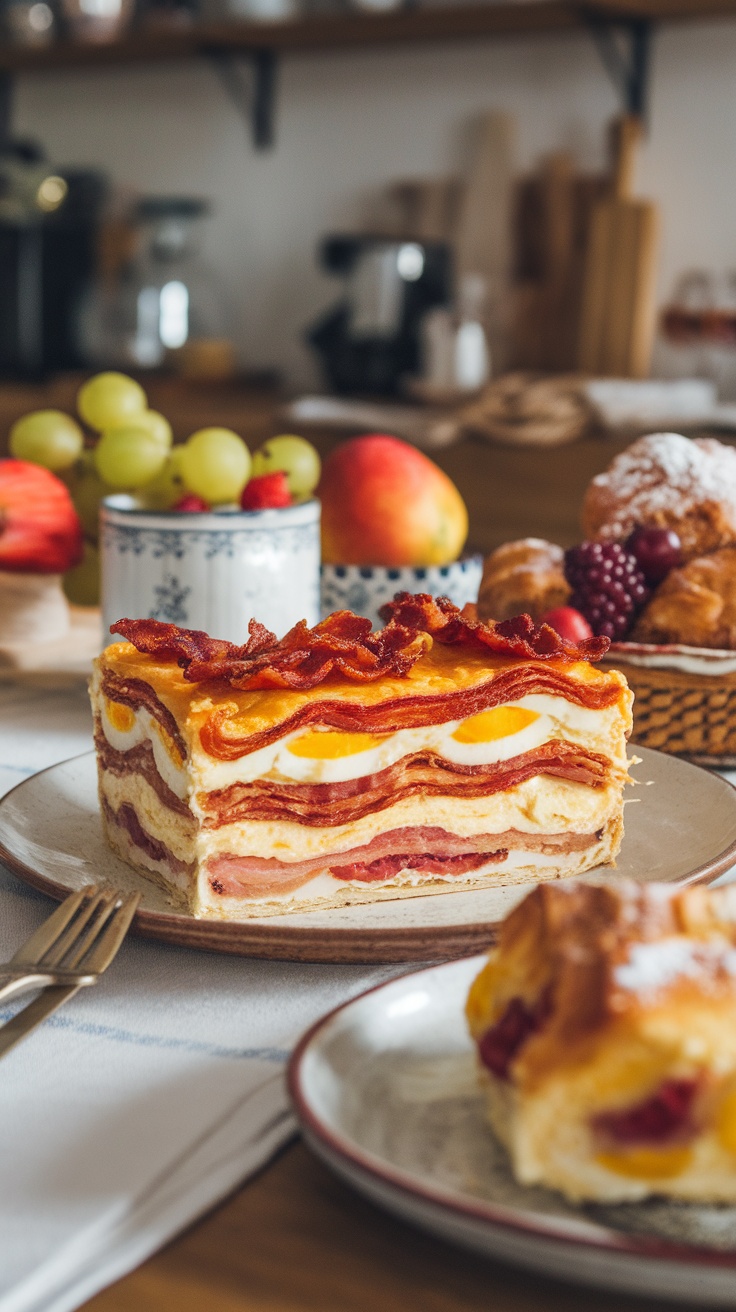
[467,880,736,1203]
[90,593,631,919]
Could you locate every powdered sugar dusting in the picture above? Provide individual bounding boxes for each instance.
[588,433,736,543]
[614,937,702,991]
[614,936,736,993]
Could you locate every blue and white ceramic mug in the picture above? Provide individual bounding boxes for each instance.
[101,496,321,645]
[320,555,483,628]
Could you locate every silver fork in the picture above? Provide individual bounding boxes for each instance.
[0,885,140,1058]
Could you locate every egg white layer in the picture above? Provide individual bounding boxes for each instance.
[98,692,627,794]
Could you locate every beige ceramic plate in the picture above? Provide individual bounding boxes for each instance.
[289,959,736,1305]
[0,747,735,964]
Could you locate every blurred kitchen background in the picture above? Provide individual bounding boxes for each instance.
[0,1,733,388]
[4,0,736,579]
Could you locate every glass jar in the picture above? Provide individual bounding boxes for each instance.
[84,196,234,373]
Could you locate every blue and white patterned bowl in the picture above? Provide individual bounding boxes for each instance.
[320,556,483,628]
[101,495,321,645]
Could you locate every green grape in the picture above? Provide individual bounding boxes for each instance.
[63,541,100,607]
[64,451,109,542]
[9,409,84,472]
[137,447,187,510]
[94,428,167,491]
[77,372,147,432]
[251,434,321,498]
[108,409,172,450]
[180,428,250,504]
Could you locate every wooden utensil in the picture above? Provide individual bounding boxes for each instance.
[454,110,515,372]
[577,115,660,378]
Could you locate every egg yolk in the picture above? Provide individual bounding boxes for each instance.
[287,731,386,759]
[595,1146,692,1180]
[452,707,540,745]
[105,699,136,734]
[155,723,184,766]
[717,1089,736,1155]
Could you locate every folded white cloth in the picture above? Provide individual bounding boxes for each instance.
[0,682,399,1312]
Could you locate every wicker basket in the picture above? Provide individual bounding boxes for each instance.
[601,643,736,767]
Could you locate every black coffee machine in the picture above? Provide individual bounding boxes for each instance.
[0,141,106,379]
[307,233,452,396]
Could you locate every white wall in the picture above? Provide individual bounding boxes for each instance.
[13,16,736,386]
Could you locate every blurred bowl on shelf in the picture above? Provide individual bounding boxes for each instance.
[320,555,483,629]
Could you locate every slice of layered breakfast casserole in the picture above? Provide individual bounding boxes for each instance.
[90,594,632,919]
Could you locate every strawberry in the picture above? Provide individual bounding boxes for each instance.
[240,471,292,511]
[0,459,83,574]
[173,494,210,513]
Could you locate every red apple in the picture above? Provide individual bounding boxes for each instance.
[0,458,83,573]
[319,434,468,567]
[540,606,594,644]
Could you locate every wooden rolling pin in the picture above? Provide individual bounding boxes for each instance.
[577,115,661,378]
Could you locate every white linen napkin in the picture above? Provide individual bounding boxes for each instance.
[0,681,400,1312]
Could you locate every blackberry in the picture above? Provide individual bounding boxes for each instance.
[564,541,649,641]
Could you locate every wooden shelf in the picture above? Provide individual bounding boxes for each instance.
[0,0,735,73]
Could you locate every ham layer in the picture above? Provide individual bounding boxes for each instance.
[205,825,598,898]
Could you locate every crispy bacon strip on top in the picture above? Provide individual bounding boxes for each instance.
[110,612,431,690]
[378,594,610,662]
[111,594,608,691]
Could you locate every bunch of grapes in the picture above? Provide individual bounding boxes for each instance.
[8,371,322,607]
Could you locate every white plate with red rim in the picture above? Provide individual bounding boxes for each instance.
[288,957,736,1305]
[0,746,736,963]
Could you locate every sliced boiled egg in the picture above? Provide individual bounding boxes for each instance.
[105,698,136,735]
[287,730,386,759]
[452,706,540,744]
[441,705,552,767]
[269,700,556,784]
[99,695,188,798]
[101,696,146,751]
[154,720,185,767]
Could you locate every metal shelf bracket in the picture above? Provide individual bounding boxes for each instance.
[208,48,278,150]
[583,11,653,120]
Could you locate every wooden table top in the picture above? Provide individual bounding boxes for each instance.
[0,375,721,1312]
[81,1142,704,1312]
